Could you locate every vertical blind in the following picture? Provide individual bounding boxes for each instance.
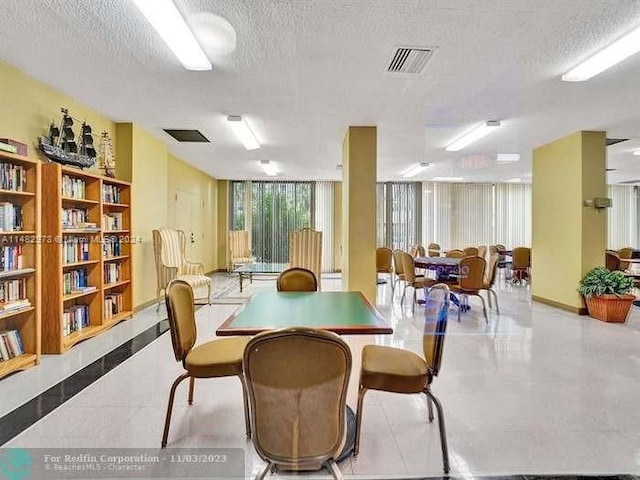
[315,181,335,272]
[607,185,638,249]
[376,182,422,251]
[449,183,494,247]
[495,183,532,247]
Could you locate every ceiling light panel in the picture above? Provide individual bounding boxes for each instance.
[445,121,501,152]
[496,153,521,163]
[227,116,260,150]
[402,162,430,178]
[133,0,212,71]
[260,160,277,176]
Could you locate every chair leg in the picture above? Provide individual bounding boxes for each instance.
[486,289,492,309]
[161,372,190,448]
[326,459,344,480]
[457,296,462,323]
[477,293,488,324]
[188,377,195,405]
[255,461,274,480]
[401,284,407,306]
[424,389,450,474]
[354,386,368,456]
[491,288,500,314]
[238,375,251,439]
[426,395,434,422]
[412,287,417,313]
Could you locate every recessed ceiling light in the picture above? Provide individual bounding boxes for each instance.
[633,150,640,156]
[445,121,501,152]
[133,0,212,71]
[259,160,277,176]
[562,24,640,81]
[506,178,522,183]
[433,177,464,182]
[496,153,521,163]
[227,116,260,150]
[402,162,430,178]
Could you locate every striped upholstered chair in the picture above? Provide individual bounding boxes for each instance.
[288,228,323,290]
[152,228,212,311]
[229,230,254,272]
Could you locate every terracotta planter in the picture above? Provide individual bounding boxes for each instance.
[584,294,635,323]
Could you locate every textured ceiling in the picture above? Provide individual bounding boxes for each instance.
[1,0,640,182]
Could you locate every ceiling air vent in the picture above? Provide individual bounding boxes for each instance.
[386,46,435,74]
[606,138,629,146]
[163,129,210,142]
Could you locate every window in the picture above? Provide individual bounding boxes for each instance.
[376,182,422,250]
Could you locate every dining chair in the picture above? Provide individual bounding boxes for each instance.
[477,245,487,260]
[244,327,351,479]
[427,243,441,257]
[376,247,394,289]
[276,267,318,292]
[606,250,621,271]
[450,256,488,323]
[463,246,479,257]
[511,247,531,283]
[161,280,251,447]
[398,250,436,312]
[618,247,634,271]
[392,249,406,295]
[410,244,426,257]
[354,283,451,473]
[152,228,212,311]
[481,253,500,313]
[445,249,465,258]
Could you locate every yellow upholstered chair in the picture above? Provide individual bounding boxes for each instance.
[463,246,479,257]
[152,228,211,311]
[376,247,394,288]
[277,267,318,292]
[511,247,531,283]
[161,280,251,447]
[450,256,488,323]
[445,249,465,258]
[244,327,352,479]
[229,230,253,271]
[289,228,323,290]
[398,250,437,312]
[409,244,426,257]
[481,253,500,313]
[477,245,487,260]
[392,249,406,294]
[427,243,441,257]
[355,284,451,473]
[618,247,634,271]
[606,250,621,271]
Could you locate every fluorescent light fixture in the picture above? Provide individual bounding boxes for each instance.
[506,178,522,183]
[433,177,464,182]
[336,164,343,170]
[445,121,501,152]
[496,153,521,163]
[562,25,640,81]
[227,116,260,150]
[402,162,430,178]
[633,150,640,156]
[133,0,212,71]
[260,160,277,176]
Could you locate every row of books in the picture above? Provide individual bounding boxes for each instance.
[104,293,124,318]
[102,184,122,204]
[63,304,90,337]
[1,245,23,271]
[0,202,23,232]
[61,175,86,199]
[104,263,121,284]
[63,268,96,295]
[103,238,123,257]
[102,213,123,231]
[0,329,25,361]
[62,208,98,230]
[62,239,90,264]
[0,278,28,304]
[0,162,27,192]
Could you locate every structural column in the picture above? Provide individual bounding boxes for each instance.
[342,126,377,302]
[531,131,606,313]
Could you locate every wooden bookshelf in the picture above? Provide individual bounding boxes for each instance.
[0,152,41,379]
[41,164,133,354]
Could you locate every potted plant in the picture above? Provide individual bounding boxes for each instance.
[577,267,635,323]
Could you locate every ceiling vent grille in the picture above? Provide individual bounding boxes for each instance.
[163,129,210,143]
[386,46,435,74]
[606,138,629,146]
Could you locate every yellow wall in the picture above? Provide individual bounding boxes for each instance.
[333,181,343,271]
[342,127,377,301]
[167,154,218,272]
[0,61,115,176]
[531,131,606,312]
[217,180,230,270]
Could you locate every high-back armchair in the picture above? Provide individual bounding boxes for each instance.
[152,228,212,310]
[289,228,322,290]
[229,230,253,272]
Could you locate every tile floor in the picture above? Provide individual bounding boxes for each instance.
[2,273,640,479]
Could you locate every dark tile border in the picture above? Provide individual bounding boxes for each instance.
[0,319,169,446]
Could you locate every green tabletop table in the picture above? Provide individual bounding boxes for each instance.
[216,291,393,336]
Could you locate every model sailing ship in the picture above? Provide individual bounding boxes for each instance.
[98,131,116,178]
[38,108,97,169]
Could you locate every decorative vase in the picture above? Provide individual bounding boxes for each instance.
[584,294,635,323]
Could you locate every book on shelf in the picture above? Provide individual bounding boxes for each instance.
[62,208,98,230]
[0,278,28,304]
[0,162,27,192]
[61,175,86,199]
[1,245,23,271]
[103,237,122,257]
[62,238,89,264]
[102,212,123,231]
[63,268,97,295]
[104,293,123,318]
[0,329,25,361]
[102,184,122,204]
[0,202,23,232]
[63,304,90,336]
[0,298,31,312]
[104,263,121,284]
[0,142,18,154]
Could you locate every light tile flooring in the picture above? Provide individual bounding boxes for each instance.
[2,273,640,479]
